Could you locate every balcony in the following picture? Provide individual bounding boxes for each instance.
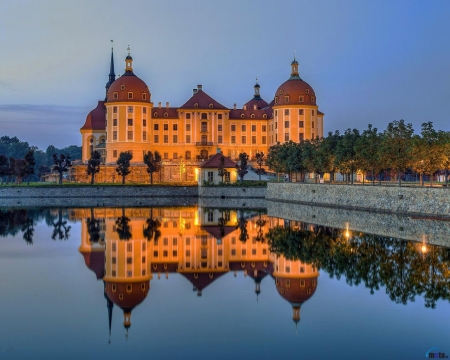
[195,142,214,146]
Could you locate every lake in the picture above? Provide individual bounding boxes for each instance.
[0,205,448,360]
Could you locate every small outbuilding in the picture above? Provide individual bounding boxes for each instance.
[198,151,237,186]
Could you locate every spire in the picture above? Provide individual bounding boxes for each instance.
[125,45,133,73]
[104,281,114,344]
[290,53,300,79]
[253,77,261,99]
[105,41,116,100]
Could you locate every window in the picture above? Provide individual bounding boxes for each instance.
[207,172,213,182]
[231,136,236,144]
[218,135,222,144]
[128,92,133,99]
[154,135,159,143]
[231,249,236,256]
[173,124,178,131]
[299,109,304,115]
[128,119,133,126]
[113,131,117,140]
[164,112,168,117]
[306,89,310,94]
[251,125,256,132]
[284,109,289,116]
[285,121,289,128]
[164,153,168,159]
[113,119,117,126]
[143,119,146,127]
[312,122,315,129]
[154,123,159,131]
[231,124,236,132]
[173,152,178,159]
[185,151,191,159]
[113,106,117,113]
[285,133,289,142]
[186,124,191,131]
[242,249,247,256]
[163,251,168,257]
[218,114,223,120]
[153,112,158,117]
[186,238,190,245]
[242,125,246,131]
[252,136,256,144]
[113,92,118,99]
[142,93,146,100]
[201,122,207,132]
[218,249,223,256]
[224,170,230,183]
[113,150,117,157]
[275,122,278,129]
[218,124,222,132]
[275,110,278,117]
[312,110,315,116]
[127,106,133,113]
[112,257,116,264]
[153,251,158,257]
[186,250,191,256]
[164,124,168,131]
[285,266,291,273]
[311,96,315,103]
[163,238,168,246]
[262,125,266,132]
[173,250,178,257]
[275,96,278,104]
[186,135,191,143]
[299,121,304,128]
[164,135,168,143]
[186,113,191,119]
[143,132,147,141]
[173,135,178,143]
[285,96,289,103]
[299,96,304,102]
[262,136,267,144]
[242,136,246,144]
[207,211,214,222]
[201,113,207,120]
[128,131,133,140]
[142,243,146,251]
[127,257,132,264]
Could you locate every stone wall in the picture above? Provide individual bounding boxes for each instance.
[267,200,450,247]
[267,183,450,217]
[198,186,266,199]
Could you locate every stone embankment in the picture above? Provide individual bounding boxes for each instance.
[266,183,450,217]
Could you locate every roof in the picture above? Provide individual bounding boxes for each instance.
[152,107,179,119]
[180,89,228,110]
[199,152,236,168]
[80,250,105,280]
[105,280,149,312]
[229,108,271,120]
[200,225,236,239]
[107,71,151,103]
[244,98,269,110]
[317,110,325,116]
[80,101,106,131]
[180,271,227,293]
[275,276,318,304]
[274,78,317,107]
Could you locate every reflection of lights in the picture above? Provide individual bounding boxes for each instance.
[421,235,428,254]
[421,245,427,254]
[194,212,198,226]
[345,222,350,238]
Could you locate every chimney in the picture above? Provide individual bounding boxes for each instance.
[233,103,236,110]
[193,88,198,95]
[158,102,161,108]
[253,104,257,110]
[243,105,247,110]
[197,85,202,91]
[166,102,169,109]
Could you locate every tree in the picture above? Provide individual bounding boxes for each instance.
[14,159,28,184]
[380,120,414,186]
[0,155,8,185]
[143,150,161,184]
[24,149,36,185]
[255,152,266,181]
[8,157,15,184]
[266,143,286,182]
[53,154,72,185]
[217,155,226,183]
[355,125,382,185]
[116,151,133,184]
[86,150,102,185]
[334,128,360,184]
[236,152,249,182]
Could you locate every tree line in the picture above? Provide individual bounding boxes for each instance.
[266,120,450,186]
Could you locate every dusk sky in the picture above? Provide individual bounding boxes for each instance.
[1,0,450,150]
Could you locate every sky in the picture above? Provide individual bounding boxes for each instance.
[1,0,450,149]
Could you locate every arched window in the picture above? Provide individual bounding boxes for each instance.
[263,114,267,119]
[120,85,125,90]
[142,93,146,100]
[128,92,133,99]
[311,96,315,103]
[305,89,310,94]
[251,114,255,119]
[164,112,168,117]
[194,103,198,108]
[299,95,304,102]
[153,112,158,117]
[113,92,118,99]
[240,114,244,119]
[209,103,213,109]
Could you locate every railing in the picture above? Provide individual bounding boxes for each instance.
[195,142,214,146]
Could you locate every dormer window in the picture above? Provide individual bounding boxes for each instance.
[128,92,133,99]
[251,114,255,119]
[240,114,245,119]
[164,112,168,117]
[311,96,315,103]
[263,114,267,119]
[299,95,304,102]
[275,96,278,104]
[121,85,125,91]
[305,89,310,94]
[142,93,146,100]
[285,96,289,103]
[194,103,198,108]
[209,103,213,109]
[280,89,284,95]
[113,92,118,99]
[153,112,158,117]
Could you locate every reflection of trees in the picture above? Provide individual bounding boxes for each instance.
[51,208,71,241]
[143,208,161,242]
[255,211,266,243]
[267,224,450,308]
[236,209,248,243]
[0,209,44,244]
[21,217,34,245]
[115,208,132,241]
[217,210,229,238]
[86,208,101,243]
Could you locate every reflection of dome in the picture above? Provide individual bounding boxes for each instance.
[180,272,227,297]
[79,250,105,280]
[80,101,106,131]
[105,281,149,312]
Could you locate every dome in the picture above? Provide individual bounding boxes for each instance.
[80,101,106,131]
[107,71,151,103]
[274,78,316,107]
[275,276,318,304]
[105,281,149,312]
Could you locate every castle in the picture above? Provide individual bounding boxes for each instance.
[80,47,324,167]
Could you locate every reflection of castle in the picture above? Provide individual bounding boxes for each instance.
[75,207,319,334]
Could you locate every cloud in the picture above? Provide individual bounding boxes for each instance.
[0,104,88,150]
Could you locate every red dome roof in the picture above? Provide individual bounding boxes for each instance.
[107,72,151,103]
[275,276,318,304]
[274,78,316,107]
[80,101,106,131]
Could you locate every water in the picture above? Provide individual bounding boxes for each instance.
[0,206,449,360]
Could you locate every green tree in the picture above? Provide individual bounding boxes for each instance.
[380,120,414,186]
[116,151,133,184]
[143,150,161,184]
[53,154,72,185]
[334,128,360,184]
[236,152,249,182]
[24,149,36,185]
[255,152,266,181]
[355,125,382,185]
[14,159,28,184]
[86,150,102,185]
[266,143,286,182]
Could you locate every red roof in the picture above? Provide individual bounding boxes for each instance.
[229,108,271,120]
[151,107,179,119]
[180,89,228,110]
[80,101,106,131]
[199,152,236,168]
